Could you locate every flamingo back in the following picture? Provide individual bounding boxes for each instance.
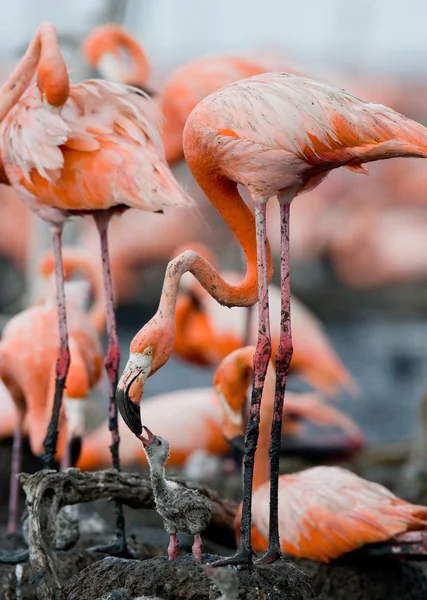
[184,73,427,198]
[251,466,427,562]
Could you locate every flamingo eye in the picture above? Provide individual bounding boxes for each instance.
[144,347,154,356]
[156,438,161,446]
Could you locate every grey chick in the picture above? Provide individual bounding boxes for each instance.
[139,426,212,562]
[203,565,240,600]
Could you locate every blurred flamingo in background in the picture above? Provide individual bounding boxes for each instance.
[83,23,150,90]
[219,347,427,562]
[173,243,356,396]
[0,277,102,534]
[78,348,362,471]
[118,72,427,566]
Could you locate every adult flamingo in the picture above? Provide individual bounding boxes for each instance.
[117,72,427,565]
[0,22,191,554]
[219,346,427,561]
[0,279,103,534]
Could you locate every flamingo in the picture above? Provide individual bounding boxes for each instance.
[0,23,192,553]
[117,72,427,565]
[173,242,356,397]
[219,346,427,562]
[0,277,103,534]
[82,24,150,91]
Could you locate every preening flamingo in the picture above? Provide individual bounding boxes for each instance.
[173,242,356,396]
[117,72,427,565]
[0,22,191,553]
[219,347,427,562]
[0,278,102,534]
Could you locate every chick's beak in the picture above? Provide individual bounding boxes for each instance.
[138,425,155,447]
[115,366,146,435]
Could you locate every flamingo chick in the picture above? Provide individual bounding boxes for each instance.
[139,426,212,562]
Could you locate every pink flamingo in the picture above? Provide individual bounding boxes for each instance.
[0,23,191,554]
[117,72,427,565]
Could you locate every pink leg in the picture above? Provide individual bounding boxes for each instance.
[93,213,130,556]
[192,533,203,563]
[211,199,271,567]
[42,225,70,469]
[257,200,293,564]
[7,422,23,534]
[168,533,179,561]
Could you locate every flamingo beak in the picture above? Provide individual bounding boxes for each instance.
[115,366,146,435]
[138,425,155,447]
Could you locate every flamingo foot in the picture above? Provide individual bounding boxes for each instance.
[255,546,282,564]
[207,546,255,567]
[168,533,178,561]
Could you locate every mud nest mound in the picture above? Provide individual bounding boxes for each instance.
[62,554,316,600]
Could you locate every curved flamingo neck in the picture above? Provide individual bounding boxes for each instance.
[119,34,149,85]
[0,22,68,122]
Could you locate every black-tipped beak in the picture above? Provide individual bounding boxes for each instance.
[115,368,144,436]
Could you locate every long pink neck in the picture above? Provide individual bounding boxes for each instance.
[0,23,68,121]
[151,176,269,335]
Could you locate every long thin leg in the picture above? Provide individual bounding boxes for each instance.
[93,213,130,557]
[210,199,272,566]
[7,421,23,534]
[257,201,292,564]
[192,533,203,563]
[168,533,178,560]
[42,225,70,469]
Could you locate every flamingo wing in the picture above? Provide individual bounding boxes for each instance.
[251,466,427,562]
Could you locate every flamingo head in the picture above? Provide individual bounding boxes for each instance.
[116,317,174,435]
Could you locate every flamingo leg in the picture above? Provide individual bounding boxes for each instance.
[257,200,293,564]
[192,533,203,563]
[168,533,179,560]
[92,213,131,557]
[210,199,272,567]
[7,421,23,534]
[42,225,70,469]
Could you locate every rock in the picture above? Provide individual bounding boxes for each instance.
[298,556,427,600]
[62,554,316,600]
